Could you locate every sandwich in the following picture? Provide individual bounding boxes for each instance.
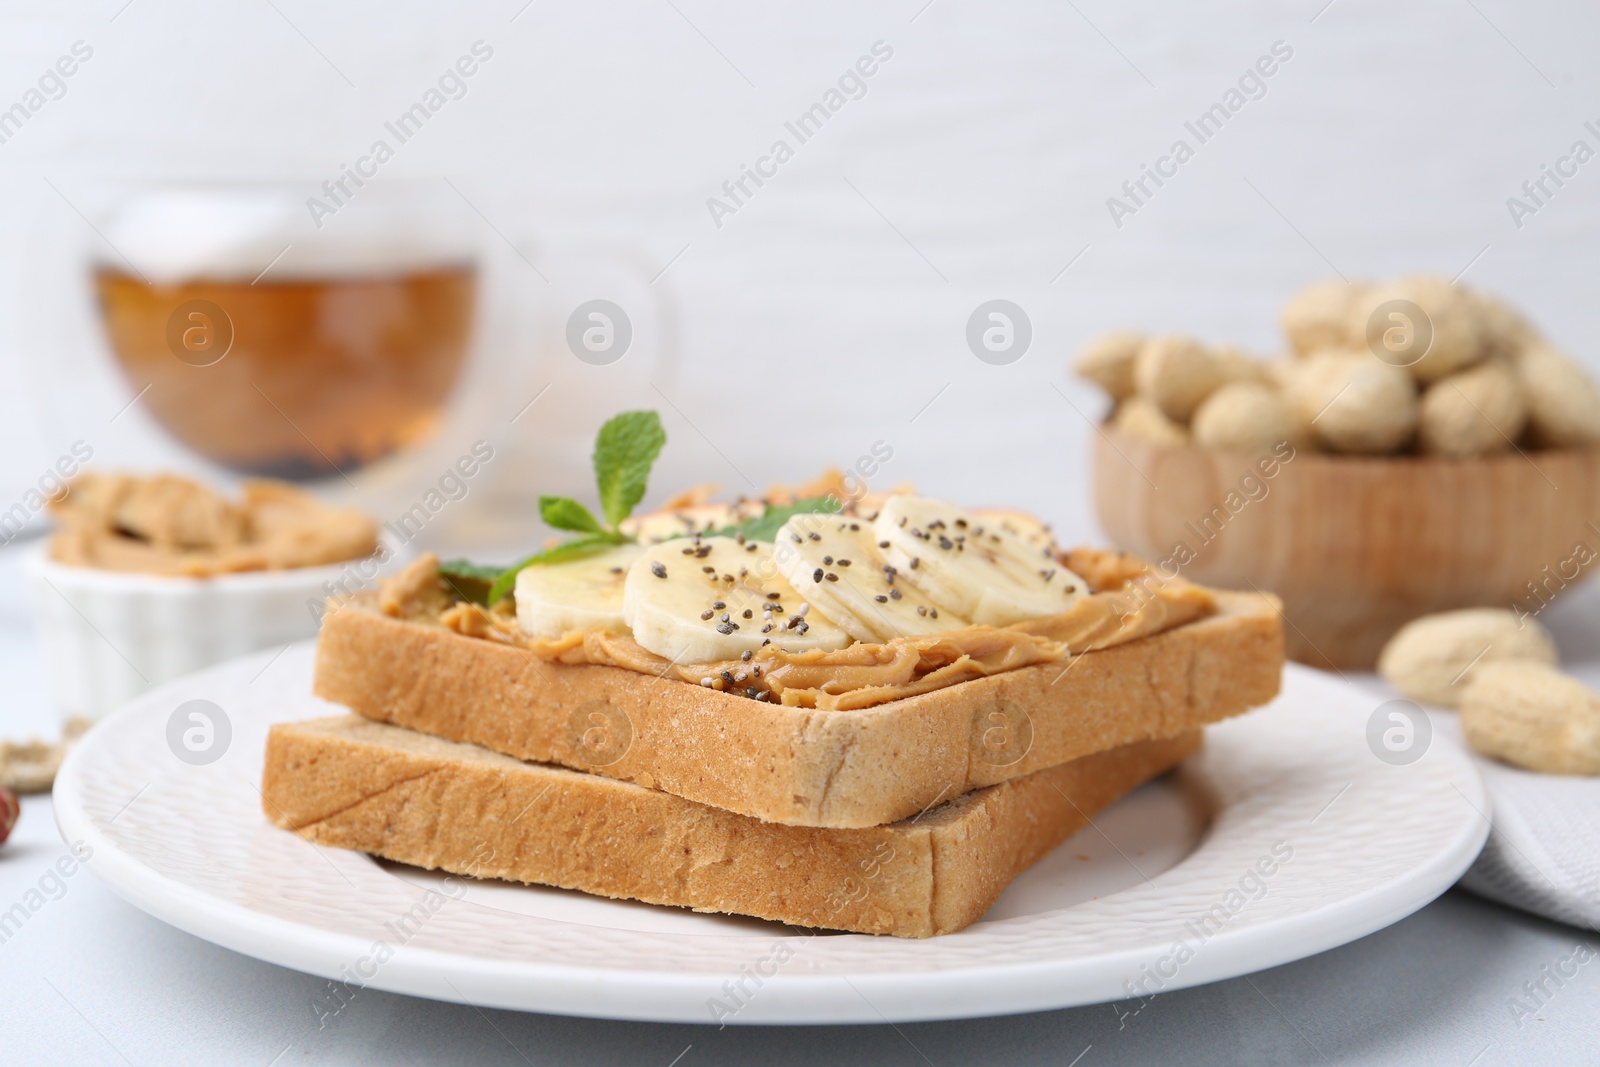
[263,411,1284,935]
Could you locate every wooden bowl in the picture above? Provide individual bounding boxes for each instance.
[1092,427,1600,670]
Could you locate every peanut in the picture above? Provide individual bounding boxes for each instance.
[1282,352,1418,454]
[1214,346,1271,384]
[1074,280,1594,459]
[1074,332,1144,401]
[1191,381,1311,453]
[1378,608,1557,708]
[1351,275,1487,384]
[1468,288,1541,362]
[0,787,15,847]
[1460,661,1600,775]
[1417,359,1526,457]
[1111,396,1189,447]
[1134,335,1231,422]
[1263,358,1299,391]
[1282,279,1366,356]
[0,719,92,796]
[1518,343,1600,448]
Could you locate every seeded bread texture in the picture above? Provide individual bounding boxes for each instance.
[262,716,1200,937]
[312,590,1281,828]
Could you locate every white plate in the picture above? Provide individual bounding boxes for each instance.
[54,645,1489,1024]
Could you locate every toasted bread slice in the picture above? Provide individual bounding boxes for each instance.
[313,590,1278,828]
[262,716,1200,937]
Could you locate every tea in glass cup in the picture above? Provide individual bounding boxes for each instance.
[92,183,480,479]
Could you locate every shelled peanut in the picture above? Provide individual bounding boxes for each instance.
[1075,276,1600,457]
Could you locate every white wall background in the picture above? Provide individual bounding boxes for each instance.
[1,0,1597,551]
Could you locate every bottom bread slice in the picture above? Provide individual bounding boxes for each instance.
[262,718,1201,938]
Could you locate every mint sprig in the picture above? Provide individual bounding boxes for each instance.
[484,410,665,606]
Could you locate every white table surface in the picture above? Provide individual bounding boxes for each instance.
[2,549,1599,1065]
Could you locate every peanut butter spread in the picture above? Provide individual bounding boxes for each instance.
[372,548,1214,711]
[50,473,378,577]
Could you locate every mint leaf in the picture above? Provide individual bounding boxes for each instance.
[704,495,843,543]
[438,559,506,606]
[439,560,505,582]
[539,495,605,534]
[592,410,666,528]
[487,534,617,606]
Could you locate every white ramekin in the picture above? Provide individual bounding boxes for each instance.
[25,544,385,722]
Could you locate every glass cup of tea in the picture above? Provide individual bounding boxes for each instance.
[88,181,488,480]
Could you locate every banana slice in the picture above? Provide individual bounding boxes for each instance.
[970,507,1055,550]
[621,501,764,544]
[873,495,1086,626]
[622,537,852,663]
[773,512,970,641]
[515,544,644,638]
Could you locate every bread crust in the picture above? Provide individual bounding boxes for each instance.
[262,717,1201,937]
[314,590,1281,828]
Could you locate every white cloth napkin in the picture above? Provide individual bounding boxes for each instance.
[1457,755,1600,932]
